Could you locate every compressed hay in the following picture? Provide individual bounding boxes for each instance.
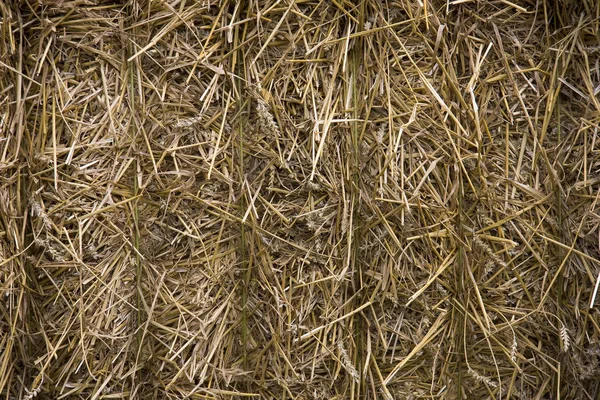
[1,0,600,399]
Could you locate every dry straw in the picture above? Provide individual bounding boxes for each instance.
[1,0,600,398]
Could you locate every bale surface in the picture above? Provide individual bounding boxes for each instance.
[1,0,600,398]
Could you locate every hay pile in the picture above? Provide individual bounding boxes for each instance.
[1,0,600,398]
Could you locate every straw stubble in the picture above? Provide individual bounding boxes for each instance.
[1,0,600,399]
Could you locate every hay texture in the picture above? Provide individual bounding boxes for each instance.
[1,0,600,398]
